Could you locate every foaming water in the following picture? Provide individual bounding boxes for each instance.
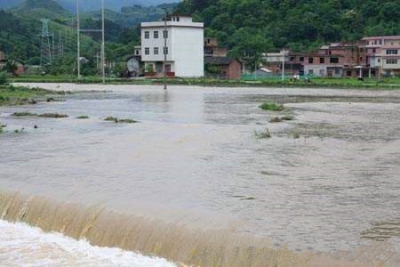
[0,192,310,267]
[2,84,400,266]
[0,219,177,267]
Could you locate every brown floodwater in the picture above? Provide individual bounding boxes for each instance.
[1,83,400,266]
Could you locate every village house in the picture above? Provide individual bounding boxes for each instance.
[204,57,241,79]
[204,37,241,79]
[303,42,371,78]
[140,15,204,78]
[204,38,228,57]
[262,50,304,76]
[362,36,400,77]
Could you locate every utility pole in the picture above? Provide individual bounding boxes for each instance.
[76,0,105,82]
[76,0,81,80]
[101,0,105,84]
[281,49,285,81]
[163,9,168,90]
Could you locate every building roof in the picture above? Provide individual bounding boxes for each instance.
[362,36,400,40]
[205,57,237,65]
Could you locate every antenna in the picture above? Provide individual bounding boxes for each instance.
[40,19,52,70]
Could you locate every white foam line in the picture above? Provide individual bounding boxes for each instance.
[0,219,177,267]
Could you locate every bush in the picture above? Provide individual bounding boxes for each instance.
[259,102,284,111]
[0,72,8,85]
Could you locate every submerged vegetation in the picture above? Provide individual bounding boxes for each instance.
[0,85,61,106]
[76,115,89,119]
[12,112,68,118]
[259,102,284,111]
[0,123,6,134]
[104,116,138,123]
[254,128,271,139]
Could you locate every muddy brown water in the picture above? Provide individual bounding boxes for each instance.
[1,83,400,266]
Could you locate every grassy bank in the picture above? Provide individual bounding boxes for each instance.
[0,85,63,106]
[9,74,400,90]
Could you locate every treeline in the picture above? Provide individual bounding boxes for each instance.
[176,0,400,58]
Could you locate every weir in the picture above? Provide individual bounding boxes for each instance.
[0,191,310,267]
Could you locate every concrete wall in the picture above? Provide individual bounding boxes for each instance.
[304,65,328,77]
[141,18,204,77]
[171,27,203,77]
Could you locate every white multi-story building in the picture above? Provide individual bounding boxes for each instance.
[362,36,400,77]
[141,16,204,77]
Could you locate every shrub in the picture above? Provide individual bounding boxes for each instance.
[254,128,271,139]
[0,72,7,85]
[259,102,284,111]
[76,115,89,119]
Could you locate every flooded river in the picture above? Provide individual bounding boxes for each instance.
[1,83,400,266]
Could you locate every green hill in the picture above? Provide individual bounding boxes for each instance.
[176,0,400,58]
[10,0,71,19]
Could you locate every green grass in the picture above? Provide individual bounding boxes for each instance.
[13,112,38,117]
[38,113,68,118]
[0,85,59,106]
[259,102,284,111]
[9,74,400,89]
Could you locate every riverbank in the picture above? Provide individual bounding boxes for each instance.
[9,75,400,90]
[0,84,65,106]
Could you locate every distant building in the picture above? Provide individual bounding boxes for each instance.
[303,42,371,78]
[205,57,241,79]
[262,50,304,76]
[140,15,204,78]
[362,36,400,77]
[204,38,227,57]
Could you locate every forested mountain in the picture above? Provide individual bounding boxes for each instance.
[176,0,400,59]
[0,0,175,71]
[0,0,180,12]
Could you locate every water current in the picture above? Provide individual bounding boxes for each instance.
[1,83,400,266]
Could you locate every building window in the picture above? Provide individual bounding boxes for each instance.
[144,31,149,39]
[145,47,150,55]
[308,69,313,75]
[335,68,340,75]
[154,47,159,55]
[330,57,339,63]
[319,69,325,76]
[320,57,325,64]
[373,48,376,53]
[308,57,314,64]
[299,57,304,62]
[377,59,381,63]
[290,56,295,61]
[163,47,168,55]
[163,30,168,39]
[386,50,398,55]
[154,31,159,39]
[387,59,398,64]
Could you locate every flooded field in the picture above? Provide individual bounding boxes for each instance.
[1,83,400,266]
